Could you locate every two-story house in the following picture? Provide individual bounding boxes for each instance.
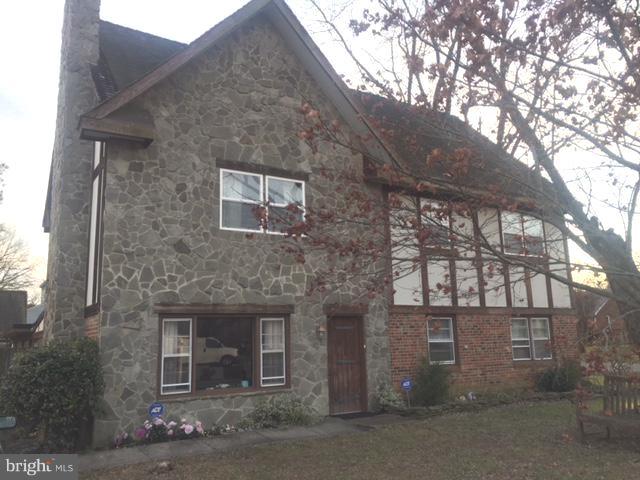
[43,0,578,446]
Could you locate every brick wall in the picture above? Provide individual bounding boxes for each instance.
[85,313,100,341]
[389,310,579,392]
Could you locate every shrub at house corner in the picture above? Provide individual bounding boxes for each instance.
[0,338,104,451]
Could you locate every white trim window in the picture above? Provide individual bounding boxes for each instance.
[511,317,552,360]
[220,169,263,232]
[266,176,305,234]
[161,318,192,394]
[427,317,456,364]
[511,318,531,360]
[219,169,305,234]
[260,318,286,386]
[86,141,106,307]
[531,317,552,359]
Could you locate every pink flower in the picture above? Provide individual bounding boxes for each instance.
[195,421,204,434]
[184,424,194,435]
[153,418,165,426]
[134,427,147,440]
[168,421,177,429]
[181,418,187,424]
[167,429,174,436]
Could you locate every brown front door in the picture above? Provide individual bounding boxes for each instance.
[327,316,367,415]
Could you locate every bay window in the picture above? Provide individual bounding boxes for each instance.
[220,169,305,233]
[160,314,289,396]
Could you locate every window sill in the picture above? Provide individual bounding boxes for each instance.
[159,386,292,403]
[512,359,554,368]
[429,361,460,371]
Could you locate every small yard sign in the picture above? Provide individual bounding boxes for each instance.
[401,378,413,408]
[148,402,165,418]
[401,378,413,391]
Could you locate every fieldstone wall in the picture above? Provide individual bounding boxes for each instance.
[45,0,101,341]
[93,16,391,446]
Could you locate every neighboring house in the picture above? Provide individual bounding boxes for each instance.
[43,0,578,446]
[0,289,45,351]
[0,291,27,334]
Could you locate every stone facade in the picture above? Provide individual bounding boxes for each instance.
[92,17,390,446]
[389,309,579,392]
[45,0,100,341]
[45,0,582,449]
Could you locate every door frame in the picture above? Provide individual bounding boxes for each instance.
[326,315,368,415]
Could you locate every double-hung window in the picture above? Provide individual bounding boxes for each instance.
[161,318,192,394]
[220,169,305,233]
[160,314,289,396]
[511,317,552,360]
[530,317,552,359]
[220,170,263,232]
[260,318,286,386]
[427,317,456,364]
[86,141,106,311]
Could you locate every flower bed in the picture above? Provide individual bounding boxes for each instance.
[114,417,225,449]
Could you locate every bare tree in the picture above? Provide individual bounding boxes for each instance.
[281,0,640,344]
[0,225,33,291]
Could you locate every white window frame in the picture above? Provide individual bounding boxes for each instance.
[531,317,552,360]
[161,318,192,395]
[219,168,264,233]
[510,317,532,361]
[86,141,105,308]
[219,169,305,235]
[427,317,456,365]
[265,175,306,235]
[260,317,286,387]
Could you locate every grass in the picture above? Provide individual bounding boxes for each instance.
[83,401,640,480]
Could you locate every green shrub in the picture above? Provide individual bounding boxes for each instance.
[375,382,405,412]
[240,395,315,429]
[413,360,451,406]
[0,338,104,452]
[536,361,581,392]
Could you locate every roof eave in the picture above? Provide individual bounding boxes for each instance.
[79,116,154,145]
[80,0,401,165]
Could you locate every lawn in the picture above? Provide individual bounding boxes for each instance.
[83,401,640,480]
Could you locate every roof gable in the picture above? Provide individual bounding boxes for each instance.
[92,21,186,101]
[80,0,396,165]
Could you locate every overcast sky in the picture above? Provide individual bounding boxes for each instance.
[0,0,365,295]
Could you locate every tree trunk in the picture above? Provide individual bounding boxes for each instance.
[593,230,640,344]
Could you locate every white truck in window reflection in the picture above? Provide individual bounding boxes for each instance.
[195,337,238,366]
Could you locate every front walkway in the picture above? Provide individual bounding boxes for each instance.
[78,414,409,473]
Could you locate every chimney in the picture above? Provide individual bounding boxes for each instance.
[45,0,101,341]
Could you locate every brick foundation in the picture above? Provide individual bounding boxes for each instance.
[389,310,579,392]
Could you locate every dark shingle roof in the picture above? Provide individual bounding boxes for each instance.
[91,21,551,207]
[354,91,546,202]
[93,21,186,100]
